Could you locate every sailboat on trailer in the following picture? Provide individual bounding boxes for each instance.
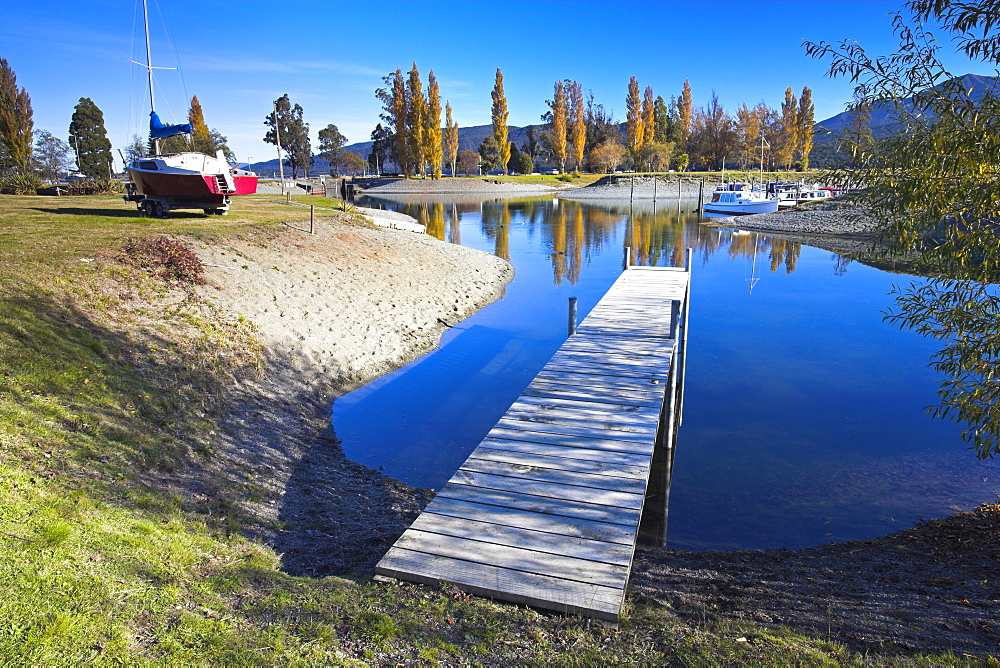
[124,0,257,217]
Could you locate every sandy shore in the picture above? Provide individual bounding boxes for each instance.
[170,210,512,575]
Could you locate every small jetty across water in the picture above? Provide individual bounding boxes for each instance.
[375,254,692,623]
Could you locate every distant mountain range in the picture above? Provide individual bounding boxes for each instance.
[809,72,997,166]
[249,73,997,175]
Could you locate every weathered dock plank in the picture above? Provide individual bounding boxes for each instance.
[375,262,691,623]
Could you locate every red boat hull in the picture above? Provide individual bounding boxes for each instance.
[127,170,258,202]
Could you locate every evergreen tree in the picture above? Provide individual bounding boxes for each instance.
[653,95,675,144]
[425,70,443,179]
[406,63,426,176]
[369,123,393,174]
[491,68,510,175]
[444,102,459,176]
[69,97,112,179]
[318,124,347,175]
[550,80,567,173]
[264,94,311,178]
[568,81,586,172]
[507,142,521,174]
[797,86,815,169]
[0,58,33,175]
[478,135,500,173]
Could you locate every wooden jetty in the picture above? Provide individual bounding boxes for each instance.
[375,256,692,623]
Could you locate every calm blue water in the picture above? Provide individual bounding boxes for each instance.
[335,195,999,551]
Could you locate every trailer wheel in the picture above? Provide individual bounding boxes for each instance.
[142,201,155,218]
[153,201,165,218]
[203,208,212,215]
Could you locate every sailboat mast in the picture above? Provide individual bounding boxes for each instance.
[142,0,159,154]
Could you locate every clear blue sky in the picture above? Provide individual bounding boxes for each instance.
[0,0,988,168]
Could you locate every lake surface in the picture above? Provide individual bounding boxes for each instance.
[334,194,999,551]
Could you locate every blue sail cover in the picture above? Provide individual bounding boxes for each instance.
[149,111,193,140]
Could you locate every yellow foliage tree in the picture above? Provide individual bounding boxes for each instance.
[797,85,814,169]
[491,68,510,174]
[550,80,568,173]
[406,62,426,176]
[641,85,655,154]
[568,80,585,172]
[425,70,443,179]
[677,79,693,151]
[444,101,459,176]
[625,76,643,167]
[778,86,798,169]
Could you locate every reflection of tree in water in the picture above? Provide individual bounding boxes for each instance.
[550,203,567,284]
[768,238,801,274]
[887,280,1000,458]
[426,202,445,241]
[569,205,584,285]
[479,200,513,262]
[725,232,801,275]
[448,203,461,245]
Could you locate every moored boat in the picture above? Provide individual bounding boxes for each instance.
[704,183,779,215]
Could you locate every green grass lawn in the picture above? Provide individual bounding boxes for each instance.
[0,193,956,665]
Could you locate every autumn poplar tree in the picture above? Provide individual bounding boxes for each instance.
[444,101,458,177]
[550,80,568,173]
[642,85,655,149]
[188,95,212,152]
[389,69,408,175]
[677,79,693,152]
[778,86,799,169]
[568,81,586,172]
[425,70,443,179]
[0,58,33,175]
[625,76,644,167]
[491,68,510,174]
[797,85,814,169]
[406,63,427,176]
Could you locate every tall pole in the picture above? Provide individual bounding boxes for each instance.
[273,101,285,188]
[141,0,160,155]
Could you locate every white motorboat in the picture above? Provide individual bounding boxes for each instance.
[704,183,779,215]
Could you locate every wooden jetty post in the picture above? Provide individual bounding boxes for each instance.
[567,297,578,336]
[375,256,692,623]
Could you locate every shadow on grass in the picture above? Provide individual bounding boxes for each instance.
[29,206,212,220]
[213,367,434,577]
[0,281,430,578]
[0,285,197,481]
